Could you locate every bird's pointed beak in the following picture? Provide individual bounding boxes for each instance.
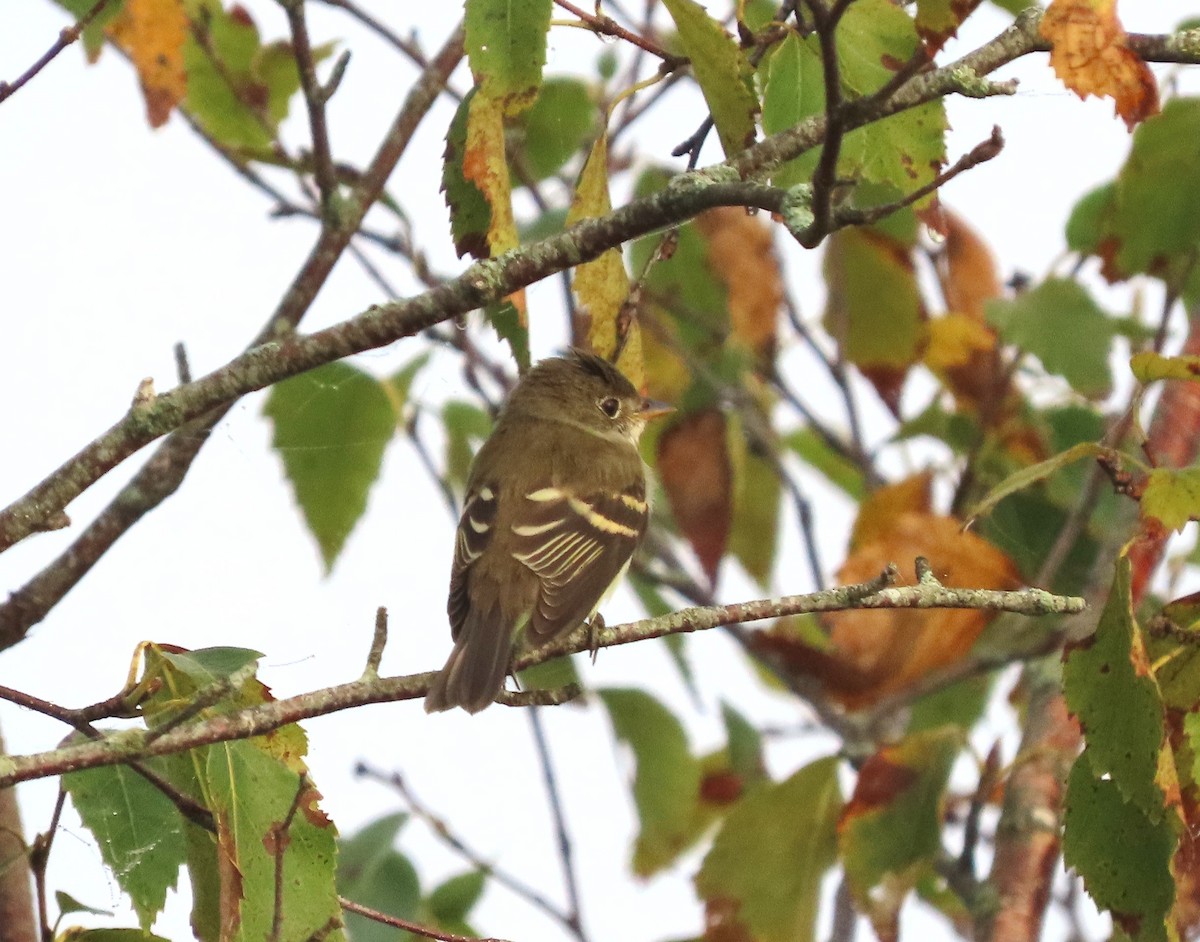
[638,398,674,421]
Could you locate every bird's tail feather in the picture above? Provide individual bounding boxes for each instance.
[424,610,514,714]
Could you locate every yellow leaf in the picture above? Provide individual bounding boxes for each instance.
[108,0,188,128]
[924,313,995,375]
[826,513,1021,708]
[1040,0,1160,131]
[567,135,644,387]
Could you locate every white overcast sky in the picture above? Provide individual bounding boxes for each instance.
[3,3,1200,941]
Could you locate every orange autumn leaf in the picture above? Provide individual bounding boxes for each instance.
[821,513,1020,708]
[695,207,783,359]
[1040,0,1160,131]
[937,210,1001,323]
[657,409,733,585]
[849,472,932,552]
[756,512,1020,710]
[107,0,188,128]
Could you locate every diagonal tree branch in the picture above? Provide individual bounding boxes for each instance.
[2,13,1197,564]
[0,21,466,648]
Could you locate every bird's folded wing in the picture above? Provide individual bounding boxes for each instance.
[511,484,647,641]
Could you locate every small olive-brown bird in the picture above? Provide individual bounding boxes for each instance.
[424,349,670,714]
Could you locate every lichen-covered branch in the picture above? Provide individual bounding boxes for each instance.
[0,571,1084,788]
[4,14,1199,554]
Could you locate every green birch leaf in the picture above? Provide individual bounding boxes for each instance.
[660,0,758,156]
[63,757,186,931]
[836,0,946,202]
[1103,99,1200,279]
[427,870,487,927]
[760,32,824,187]
[465,0,553,115]
[264,362,397,572]
[986,278,1115,398]
[695,756,841,942]
[53,0,125,57]
[55,891,110,918]
[823,227,924,369]
[728,444,781,587]
[964,441,1105,523]
[599,688,703,876]
[206,743,344,942]
[338,814,421,942]
[1066,183,1116,255]
[1142,467,1200,533]
[847,101,947,202]
[1063,753,1176,942]
[487,298,531,373]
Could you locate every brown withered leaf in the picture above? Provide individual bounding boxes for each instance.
[757,512,1020,710]
[1040,0,1160,131]
[703,896,754,942]
[657,409,733,586]
[107,0,188,127]
[695,207,783,360]
[823,513,1021,708]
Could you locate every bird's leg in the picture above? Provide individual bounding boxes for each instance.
[586,612,606,664]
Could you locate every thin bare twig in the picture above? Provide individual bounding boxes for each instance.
[340,897,512,942]
[280,0,341,216]
[527,708,588,942]
[554,0,683,65]
[355,764,579,935]
[0,0,112,105]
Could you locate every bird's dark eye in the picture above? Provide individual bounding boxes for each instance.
[598,396,621,418]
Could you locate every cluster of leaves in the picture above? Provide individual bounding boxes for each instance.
[33,0,1200,941]
[56,0,324,152]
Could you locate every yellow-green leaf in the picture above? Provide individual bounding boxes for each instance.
[1142,467,1200,533]
[1131,351,1200,384]
[465,0,553,116]
[566,134,643,386]
[660,0,758,156]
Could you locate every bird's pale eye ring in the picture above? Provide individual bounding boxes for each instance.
[598,396,621,418]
